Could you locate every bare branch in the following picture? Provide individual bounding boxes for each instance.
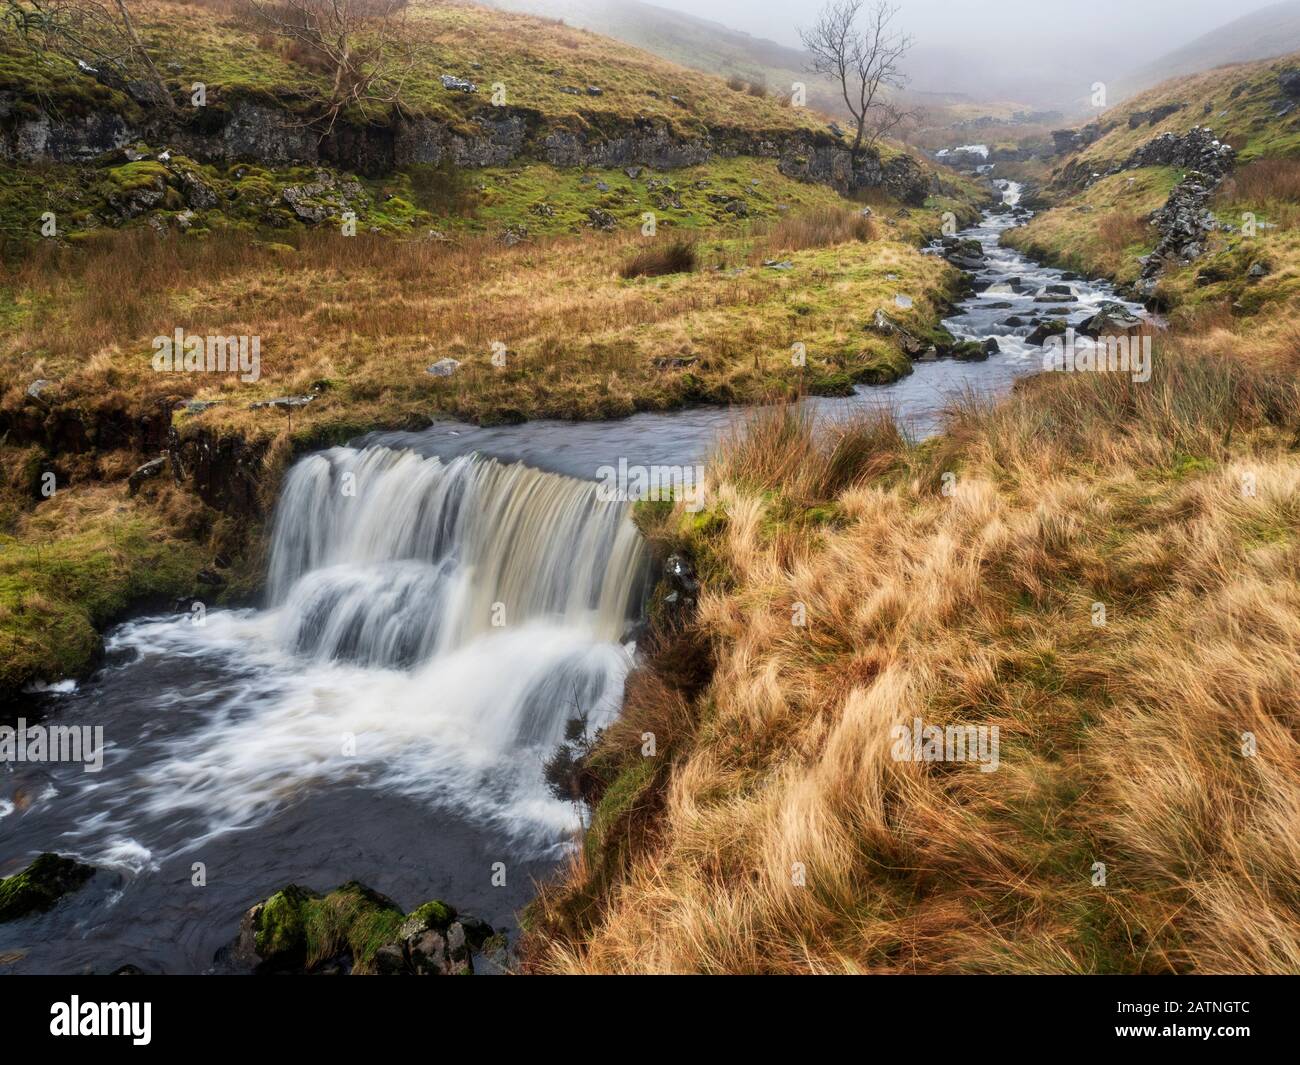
[241,0,413,138]
[799,0,914,162]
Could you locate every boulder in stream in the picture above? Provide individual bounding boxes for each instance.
[1077,301,1144,338]
[224,880,497,975]
[0,853,95,922]
[1026,320,1068,346]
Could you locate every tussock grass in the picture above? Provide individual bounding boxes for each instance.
[619,238,697,279]
[1220,157,1300,207]
[526,339,1300,974]
[752,205,878,259]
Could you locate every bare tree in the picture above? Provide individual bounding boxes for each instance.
[800,0,913,162]
[242,0,414,136]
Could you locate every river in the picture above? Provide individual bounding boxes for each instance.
[0,181,1149,973]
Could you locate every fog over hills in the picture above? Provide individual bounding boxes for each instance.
[482,0,1291,111]
[1112,0,1300,99]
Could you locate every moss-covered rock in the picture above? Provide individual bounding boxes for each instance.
[229,880,493,975]
[0,853,95,922]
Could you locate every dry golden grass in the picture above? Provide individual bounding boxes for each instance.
[526,336,1300,974]
[0,212,960,432]
[618,238,698,279]
[1221,157,1300,207]
[749,205,878,261]
[1096,210,1152,257]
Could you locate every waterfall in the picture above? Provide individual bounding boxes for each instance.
[109,446,652,850]
[267,447,649,664]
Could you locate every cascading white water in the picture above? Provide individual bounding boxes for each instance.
[97,447,652,855]
[267,447,648,664]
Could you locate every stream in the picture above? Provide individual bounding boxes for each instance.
[0,180,1149,973]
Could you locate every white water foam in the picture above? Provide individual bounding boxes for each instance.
[69,449,651,861]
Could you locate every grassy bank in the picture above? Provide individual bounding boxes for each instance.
[525,334,1300,974]
[1,182,978,437]
[0,460,217,697]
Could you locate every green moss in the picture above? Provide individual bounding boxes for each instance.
[0,498,209,696]
[253,885,313,963]
[585,759,657,863]
[249,881,467,972]
[107,161,169,192]
[405,899,456,931]
[0,853,95,923]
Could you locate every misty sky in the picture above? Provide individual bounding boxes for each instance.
[649,0,1277,55]
[641,0,1286,104]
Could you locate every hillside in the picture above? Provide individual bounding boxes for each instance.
[482,0,813,97]
[1003,51,1300,370]
[0,0,826,139]
[1114,0,1300,100]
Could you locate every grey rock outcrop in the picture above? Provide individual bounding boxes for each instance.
[1,84,931,203]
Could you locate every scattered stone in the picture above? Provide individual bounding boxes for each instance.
[1127,102,1185,128]
[127,457,166,497]
[108,172,166,219]
[894,294,913,309]
[1026,320,1068,345]
[596,180,609,192]
[26,379,53,401]
[1280,69,1300,98]
[868,309,927,357]
[0,854,95,922]
[586,207,616,231]
[280,176,360,226]
[499,224,529,246]
[585,85,603,96]
[440,74,477,93]
[1248,261,1271,280]
[426,358,460,377]
[625,166,642,179]
[177,169,218,210]
[762,259,794,270]
[1078,301,1144,337]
